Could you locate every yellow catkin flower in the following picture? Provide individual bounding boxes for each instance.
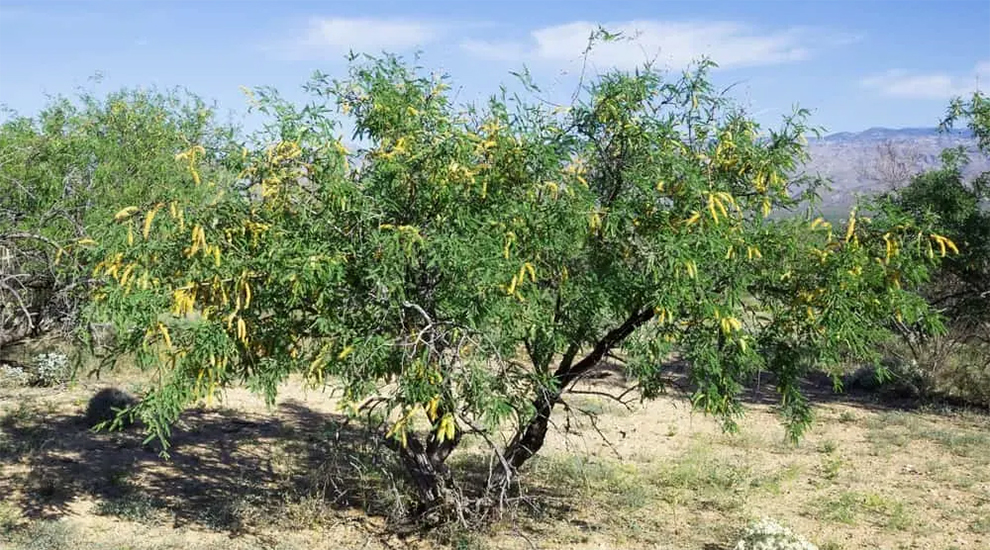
[158,323,172,349]
[516,264,528,287]
[507,274,518,295]
[654,307,667,324]
[932,234,959,255]
[189,225,207,256]
[754,172,767,193]
[524,262,536,282]
[236,318,247,343]
[845,209,857,243]
[715,192,733,215]
[119,264,135,287]
[114,206,139,222]
[707,194,721,224]
[243,279,252,308]
[720,317,743,334]
[503,232,515,259]
[685,260,698,279]
[142,205,161,239]
[437,413,456,442]
[589,211,602,232]
[426,396,440,422]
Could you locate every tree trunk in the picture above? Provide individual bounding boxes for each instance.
[387,430,462,516]
[493,308,655,490]
[398,448,458,513]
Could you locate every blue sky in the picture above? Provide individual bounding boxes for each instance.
[0,0,987,134]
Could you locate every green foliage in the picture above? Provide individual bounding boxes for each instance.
[0,86,240,350]
[813,491,912,531]
[0,86,237,236]
[81,53,948,508]
[880,92,990,404]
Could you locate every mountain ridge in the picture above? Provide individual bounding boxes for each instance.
[803,126,986,207]
[817,126,975,144]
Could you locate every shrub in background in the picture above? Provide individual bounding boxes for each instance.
[29,351,72,387]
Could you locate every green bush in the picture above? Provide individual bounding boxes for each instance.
[878,91,990,406]
[0,86,241,354]
[80,50,951,519]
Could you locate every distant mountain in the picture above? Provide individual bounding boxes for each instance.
[818,127,973,144]
[801,127,987,208]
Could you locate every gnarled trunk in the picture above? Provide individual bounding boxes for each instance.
[387,429,463,515]
[398,449,458,513]
[488,308,656,496]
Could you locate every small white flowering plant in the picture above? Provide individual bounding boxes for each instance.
[31,351,72,387]
[0,364,33,388]
[734,518,818,550]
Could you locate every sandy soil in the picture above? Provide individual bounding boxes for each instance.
[1,367,987,550]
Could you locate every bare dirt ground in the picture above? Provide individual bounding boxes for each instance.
[1,367,988,550]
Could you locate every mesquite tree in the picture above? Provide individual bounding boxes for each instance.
[85,54,951,514]
[0,88,237,356]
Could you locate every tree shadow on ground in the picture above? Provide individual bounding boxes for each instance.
[587,357,988,416]
[0,394,587,547]
[0,398,421,537]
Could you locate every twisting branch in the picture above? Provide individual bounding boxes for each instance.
[567,386,639,412]
[558,398,623,460]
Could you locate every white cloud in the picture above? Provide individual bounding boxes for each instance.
[860,61,988,100]
[289,17,442,57]
[461,20,854,70]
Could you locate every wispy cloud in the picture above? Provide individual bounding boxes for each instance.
[860,61,989,100]
[281,17,443,59]
[461,20,857,71]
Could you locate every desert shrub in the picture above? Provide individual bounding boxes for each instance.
[734,518,818,550]
[878,92,990,406]
[28,352,72,387]
[0,364,32,388]
[0,86,242,355]
[880,330,990,406]
[934,338,990,405]
[844,356,924,399]
[1,520,74,550]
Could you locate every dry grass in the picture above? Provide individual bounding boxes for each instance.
[1,366,988,550]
